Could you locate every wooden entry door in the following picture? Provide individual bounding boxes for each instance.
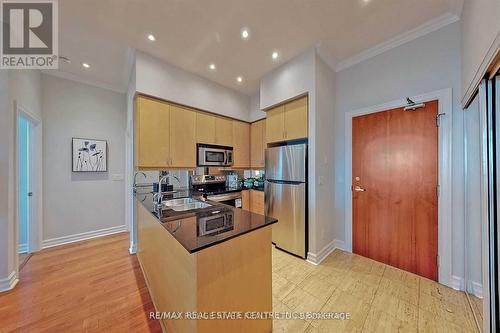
[352,100,438,281]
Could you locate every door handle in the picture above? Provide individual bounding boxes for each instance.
[353,186,366,192]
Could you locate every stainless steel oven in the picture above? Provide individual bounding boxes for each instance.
[207,192,242,208]
[197,144,233,167]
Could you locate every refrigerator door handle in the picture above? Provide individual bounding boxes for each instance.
[267,179,305,185]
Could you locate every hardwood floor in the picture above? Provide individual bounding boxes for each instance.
[1,233,479,333]
[469,294,483,332]
[0,233,161,333]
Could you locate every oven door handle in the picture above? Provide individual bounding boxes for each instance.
[208,192,242,201]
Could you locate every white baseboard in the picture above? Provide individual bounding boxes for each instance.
[332,239,347,251]
[450,275,465,291]
[129,243,137,254]
[18,243,28,253]
[467,280,483,299]
[42,225,128,249]
[0,271,18,293]
[307,239,346,265]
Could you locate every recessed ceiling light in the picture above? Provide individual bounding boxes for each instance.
[272,51,279,60]
[147,34,156,41]
[241,28,250,39]
[82,62,90,68]
[236,76,243,83]
[209,63,216,70]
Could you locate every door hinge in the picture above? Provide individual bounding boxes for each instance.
[436,254,440,267]
[436,113,445,127]
[436,184,440,197]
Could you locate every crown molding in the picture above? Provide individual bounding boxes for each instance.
[335,12,460,72]
[41,69,126,94]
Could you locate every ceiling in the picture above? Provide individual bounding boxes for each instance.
[55,0,463,95]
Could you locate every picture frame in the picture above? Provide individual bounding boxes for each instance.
[72,138,108,172]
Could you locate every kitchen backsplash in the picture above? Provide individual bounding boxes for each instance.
[135,168,265,190]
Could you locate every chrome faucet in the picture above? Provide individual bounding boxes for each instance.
[133,172,147,194]
[153,173,182,206]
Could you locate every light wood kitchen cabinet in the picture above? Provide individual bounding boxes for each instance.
[215,117,233,146]
[265,96,308,143]
[136,200,272,333]
[284,96,308,140]
[196,113,233,146]
[232,120,250,168]
[241,190,250,211]
[170,105,196,167]
[196,112,216,144]
[136,97,170,168]
[250,190,265,215]
[136,96,196,169]
[265,104,285,143]
[250,119,266,168]
[241,189,264,215]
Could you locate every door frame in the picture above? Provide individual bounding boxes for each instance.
[15,101,43,265]
[344,88,453,287]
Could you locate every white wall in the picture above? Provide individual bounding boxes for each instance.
[0,70,42,290]
[135,51,251,121]
[335,22,465,279]
[249,93,265,122]
[260,50,315,110]
[0,70,12,288]
[461,0,500,104]
[259,48,336,259]
[314,54,336,253]
[126,55,136,253]
[464,94,483,295]
[41,74,127,241]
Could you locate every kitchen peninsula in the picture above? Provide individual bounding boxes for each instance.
[135,189,277,333]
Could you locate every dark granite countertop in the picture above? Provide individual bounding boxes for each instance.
[241,186,264,192]
[135,188,277,254]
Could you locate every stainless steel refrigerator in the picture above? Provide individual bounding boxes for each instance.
[265,143,307,258]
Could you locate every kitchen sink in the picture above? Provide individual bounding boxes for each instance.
[163,198,198,207]
[162,198,212,211]
[171,202,212,211]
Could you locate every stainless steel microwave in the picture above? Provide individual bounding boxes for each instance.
[197,144,233,167]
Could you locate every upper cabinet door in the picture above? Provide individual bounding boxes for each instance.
[284,96,308,140]
[232,120,250,168]
[215,117,233,146]
[196,112,216,144]
[136,97,170,168]
[251,119,265,168]
[170,105,196,168]
[265,105,285,143]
